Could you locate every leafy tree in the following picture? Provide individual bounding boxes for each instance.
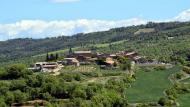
[91,91,128,107]
[117,56,132,71]
[69,47,73,55]
[55,53,59,60]
[10,79,27,91]
[0,82,9,96]
[46,53,49,61]
[71,85,86,99]
[0,97,7,107]
[5,91,14,105]
[13,90,28,103]
[4,64,28,79]
[42,92,53,101]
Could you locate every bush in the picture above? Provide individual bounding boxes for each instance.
[0,97,7,107]
[102,71,122,76]
[85,83,103,100]
[59,72,84,82]
[73,73,84,81]
[0,82,10,96]
[81,72,102,77]
[70,86,87,99]
[154,65,166,71]
[158,97,167,106]
[5,91,14,105]
[13,90,28,103]
[10,79,27,91]
[3,64,31,79]
[175,73,184,79]
[183,66,190,74]
[165,88,177,99]
[141,67,153,72]
[60,73,74,82]
[174,83,190,94]
[42,92,53,101]
[70,98,84,107]
[91,91,128,107]
[105,78,128,93]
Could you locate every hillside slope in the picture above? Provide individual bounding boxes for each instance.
[0,21,190,64]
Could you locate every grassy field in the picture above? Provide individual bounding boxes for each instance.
[177,76,190,107]
[177,93,190,107]
[134,28,155,35]
[126,66,180,103]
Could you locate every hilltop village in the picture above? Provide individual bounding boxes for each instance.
[29,50,169,74]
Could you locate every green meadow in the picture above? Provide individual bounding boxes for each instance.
[126,66,180,103]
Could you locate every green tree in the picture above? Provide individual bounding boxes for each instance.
[0,82,9,96]
[5,64,27,79]
[42,92,53,101]
[71,86,87,99]
[10,79,27,91]
[55,53,59,60]
[13,90,28,103]
[0,97,7,107]
[5,91,14,105]
[46,53,49,61]
[69,47,73,55]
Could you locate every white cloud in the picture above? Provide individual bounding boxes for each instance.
[51,0,80,3]
[174,9,190,21]
[0,18,147,40]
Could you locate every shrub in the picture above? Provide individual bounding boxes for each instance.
[183,66,190,74]
[71,86,87,99]
[13,90,28,103]
[102,71,122,76]
[60,73,74,82]
[165,88,177,99]
[3,64,31,79]
[154,65,166,71]
[10,79,27,91]
[91,91,128,107]
[59,72,85,82]
[175,73,184,80]
[158,97,167,106]
[73,73,84,81]
[5,91,14,105]
[0,97,7,107]
[42,92,53,101]
[81,72,102,77]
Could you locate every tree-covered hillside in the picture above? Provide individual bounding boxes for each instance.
[0,21,190,64]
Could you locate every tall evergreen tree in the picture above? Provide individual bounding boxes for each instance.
[46,53,49,61]
[69,47,73,55]
[50,54,54,61]
[55,53,59,60]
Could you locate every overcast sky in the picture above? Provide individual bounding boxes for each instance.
[0,0,190,40]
